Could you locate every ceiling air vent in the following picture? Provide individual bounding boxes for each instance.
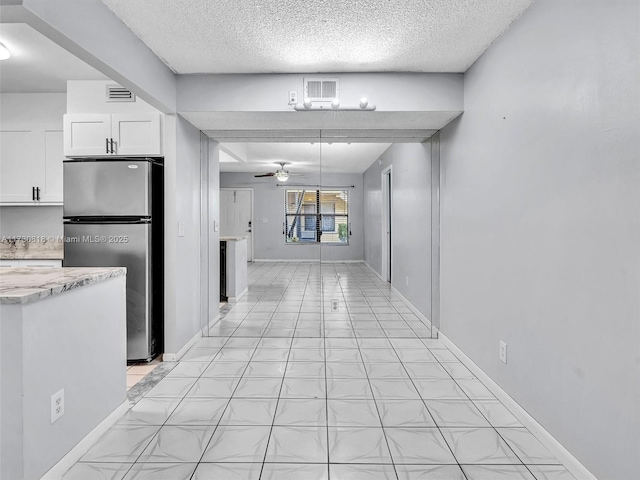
[304,77,339,103]
[106,84,136,102]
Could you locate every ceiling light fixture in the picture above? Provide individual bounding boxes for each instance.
[0,42,11,60]
[275,170,289,181]
[293,96,376,111]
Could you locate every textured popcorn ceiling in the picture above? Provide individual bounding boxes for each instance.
[101,0,532,74]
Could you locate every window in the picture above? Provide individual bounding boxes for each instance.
[285,190,349,244]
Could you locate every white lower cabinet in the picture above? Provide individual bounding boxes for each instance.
[0,126,63,205]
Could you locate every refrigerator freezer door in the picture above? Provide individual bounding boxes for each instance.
[64,222,153,361]
[64,160,151,217]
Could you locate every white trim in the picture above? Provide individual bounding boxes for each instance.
[162,314,218,362]
[41,400,130,480]
[364,261,384,281]
[227,287,248,303]
[438,333,598,480]
[381,165,392,283]
[253,259,364,263]
[391,285,434,331]
[363,262,436,335]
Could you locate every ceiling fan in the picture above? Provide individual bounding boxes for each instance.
[254,162,304,182]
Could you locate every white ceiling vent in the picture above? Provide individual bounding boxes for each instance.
[106,84,136,102]
[304,77,339,102]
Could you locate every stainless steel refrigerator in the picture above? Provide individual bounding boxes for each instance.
[63,158,164,362]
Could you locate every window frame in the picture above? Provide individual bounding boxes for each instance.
[284,189,349,245]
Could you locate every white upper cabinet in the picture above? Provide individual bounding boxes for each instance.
[63,113,162,157]
[0,126,64,205]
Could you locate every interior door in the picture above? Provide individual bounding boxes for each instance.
[220,188,253,261]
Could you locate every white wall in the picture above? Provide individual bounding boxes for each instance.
[163,116,204,353]
[0,93,66,239]
[220,172,364,262]
[363,142,432,319]
[439,1,640,478]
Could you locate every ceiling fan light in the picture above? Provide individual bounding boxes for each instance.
[275,171,289,181]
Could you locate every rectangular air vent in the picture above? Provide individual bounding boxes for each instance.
[304,77,339,102]
[106,84,136,102]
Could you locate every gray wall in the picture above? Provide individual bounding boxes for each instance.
[363,142,432,319]
[0,207,62,238]
[220,172,364,262]
[438,0,640,478]
[164,116,204,353]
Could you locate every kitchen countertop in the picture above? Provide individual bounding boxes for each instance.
[0,267,126,305]
[0,238,64,260]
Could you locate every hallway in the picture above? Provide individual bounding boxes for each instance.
[62,262,574,480]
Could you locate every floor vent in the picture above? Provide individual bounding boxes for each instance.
[304,77,339,102]
[106,84,136,102]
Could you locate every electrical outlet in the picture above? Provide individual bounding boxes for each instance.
[288,90,298,105]
[405,276,409,286]
[499,341,507,364]
[51,389,65,424]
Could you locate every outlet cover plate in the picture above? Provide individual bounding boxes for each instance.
[51,389,65,424]
[499,341,507,364]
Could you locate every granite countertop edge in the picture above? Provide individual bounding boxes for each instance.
[0,267,127,305]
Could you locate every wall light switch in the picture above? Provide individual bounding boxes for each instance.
[178,221,185,237]
[262,218,268,223]
[213,221,219,232]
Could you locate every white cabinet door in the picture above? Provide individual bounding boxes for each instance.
[40,130,64,203]
[63,114,111,157]
[0,129,37,203]
[111,113,161,156]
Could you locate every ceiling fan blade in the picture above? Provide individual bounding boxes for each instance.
[254,172,276,177]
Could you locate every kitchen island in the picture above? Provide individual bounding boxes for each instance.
[0,267,127,480]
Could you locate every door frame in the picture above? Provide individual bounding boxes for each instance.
[381,165,392,283]
[220,187,254,262]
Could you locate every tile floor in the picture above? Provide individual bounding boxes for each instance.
[127,359,161,390]
[62,262,576,479]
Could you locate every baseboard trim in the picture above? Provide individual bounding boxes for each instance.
[364,261,384,281]
[227,287,248,303]
[362,262,436,335]
[162,315,218,362]
[41,400,130,479]
[253,259,364,263]
[438,333,597,480]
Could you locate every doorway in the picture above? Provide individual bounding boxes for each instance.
[382,166,392,283]
[220,188,254,262]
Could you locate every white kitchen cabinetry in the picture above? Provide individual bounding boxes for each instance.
[64,113,161,157]
[0,126,63,205]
